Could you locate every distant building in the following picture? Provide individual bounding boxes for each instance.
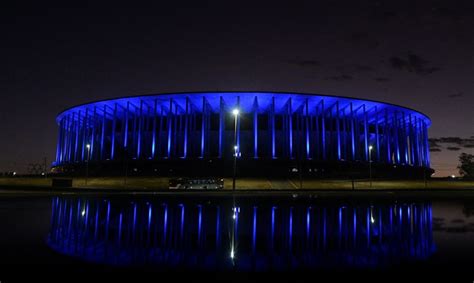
[53,92,432,178]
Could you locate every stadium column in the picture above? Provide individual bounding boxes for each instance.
[321,100,326,160]
[200,97,205,158]
[253,96,258,158]
[237,96,241,154]
[168,98,173,158]
[394,111,400,164]
[81,108,89,161]
[288,97,293,159]
[375,107,380,162]
[68,113,74,162]
[137,100,143,159]
[305,98,310,159]
[336,101,341,160]
[151,99,158,159]
[158,106,165,158]
[402,112,408,164]
[414,116,420,166]
[123,102,130,151]
[341,107,347,160]
[350,103,355,160]
[55,119,62,164]
[100,105,106,160]
[111,103,117,160]
[90,106,97,161]
[63,115,70,163]
[218,96,224,158]
[363,104,368,162]
[174,102,179,157]
[74,111,80,162]
[409,114,415,166]
[184,97,189,158]
[385,109,391,163]
[271,96,276,159]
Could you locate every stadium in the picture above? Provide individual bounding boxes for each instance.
[53,92,432,178]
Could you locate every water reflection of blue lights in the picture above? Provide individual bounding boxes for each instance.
[48,197,435,271]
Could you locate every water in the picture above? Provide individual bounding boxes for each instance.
[1,193,474,281]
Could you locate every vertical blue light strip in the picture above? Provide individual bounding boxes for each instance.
[183,97,189,158]
[137,101,143,158]
[124,102,129,148]
[236,96,241,154]
[151,99,157,159]
[74,111,80,162]
[321,100,326,160]
[218,96,224,158]
[111,104,117,160]
[305,99,310,159]
[363,104,368,161]
[253,96,258,158]
[100,105,106,160]
[271,97,276,159]
[252,206,257,253]
[168,99,173,158]
[288,98,293,158]
[90,107,97,161]
[375,107,380,162]
[201,97,205,158]
[350,103,355,160]
[336,101,341,160]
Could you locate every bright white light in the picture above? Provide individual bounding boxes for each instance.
[234,145,238,150]
[81,209,86,216]
[86,144,91,149]
[232,213,236,220]
[230,248,235,259]
[369,145,373,150]
[232,109,239,116]
[451,175,456,178]
[12,172,16,176]
[371,216,375,223]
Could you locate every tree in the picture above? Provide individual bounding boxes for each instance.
[458,153,474,179]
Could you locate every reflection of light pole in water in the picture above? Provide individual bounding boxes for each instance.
[85,144,90,186]
[369,145,373,188]
[232,109,239,191]
[230,196,238,266]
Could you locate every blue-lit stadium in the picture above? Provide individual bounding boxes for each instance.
[53,92,432,178]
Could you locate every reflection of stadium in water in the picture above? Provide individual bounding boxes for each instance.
[48,196,435,271]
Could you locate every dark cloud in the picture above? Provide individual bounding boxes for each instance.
[448,92,464,98]
[429,138,441,148]
[429,137,474,150]
[430,148,442,152]
[324,74,353,81]
[374,77,390,82]
[291,60,321,67]
[389,53,440,75]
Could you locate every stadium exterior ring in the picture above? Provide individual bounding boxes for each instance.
[53,92,432,178]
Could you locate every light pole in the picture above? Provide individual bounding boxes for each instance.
[85,144,91,186]
[232,109,239,191]
[369,145,373,188]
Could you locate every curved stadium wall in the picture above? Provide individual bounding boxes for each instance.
[53,92,431,178]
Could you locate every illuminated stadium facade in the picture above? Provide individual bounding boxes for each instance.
[53,92,432,177]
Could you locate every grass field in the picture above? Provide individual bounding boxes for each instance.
[0,176,473,190]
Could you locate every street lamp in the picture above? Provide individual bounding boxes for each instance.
[232,109,239,191]
[369,145,373,188]
[85,144,91,186]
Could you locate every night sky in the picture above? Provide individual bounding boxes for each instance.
[1,1,473,176]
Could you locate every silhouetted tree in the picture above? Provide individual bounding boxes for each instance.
[458,153,474,179]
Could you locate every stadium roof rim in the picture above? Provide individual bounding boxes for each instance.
[57,91,431,125]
